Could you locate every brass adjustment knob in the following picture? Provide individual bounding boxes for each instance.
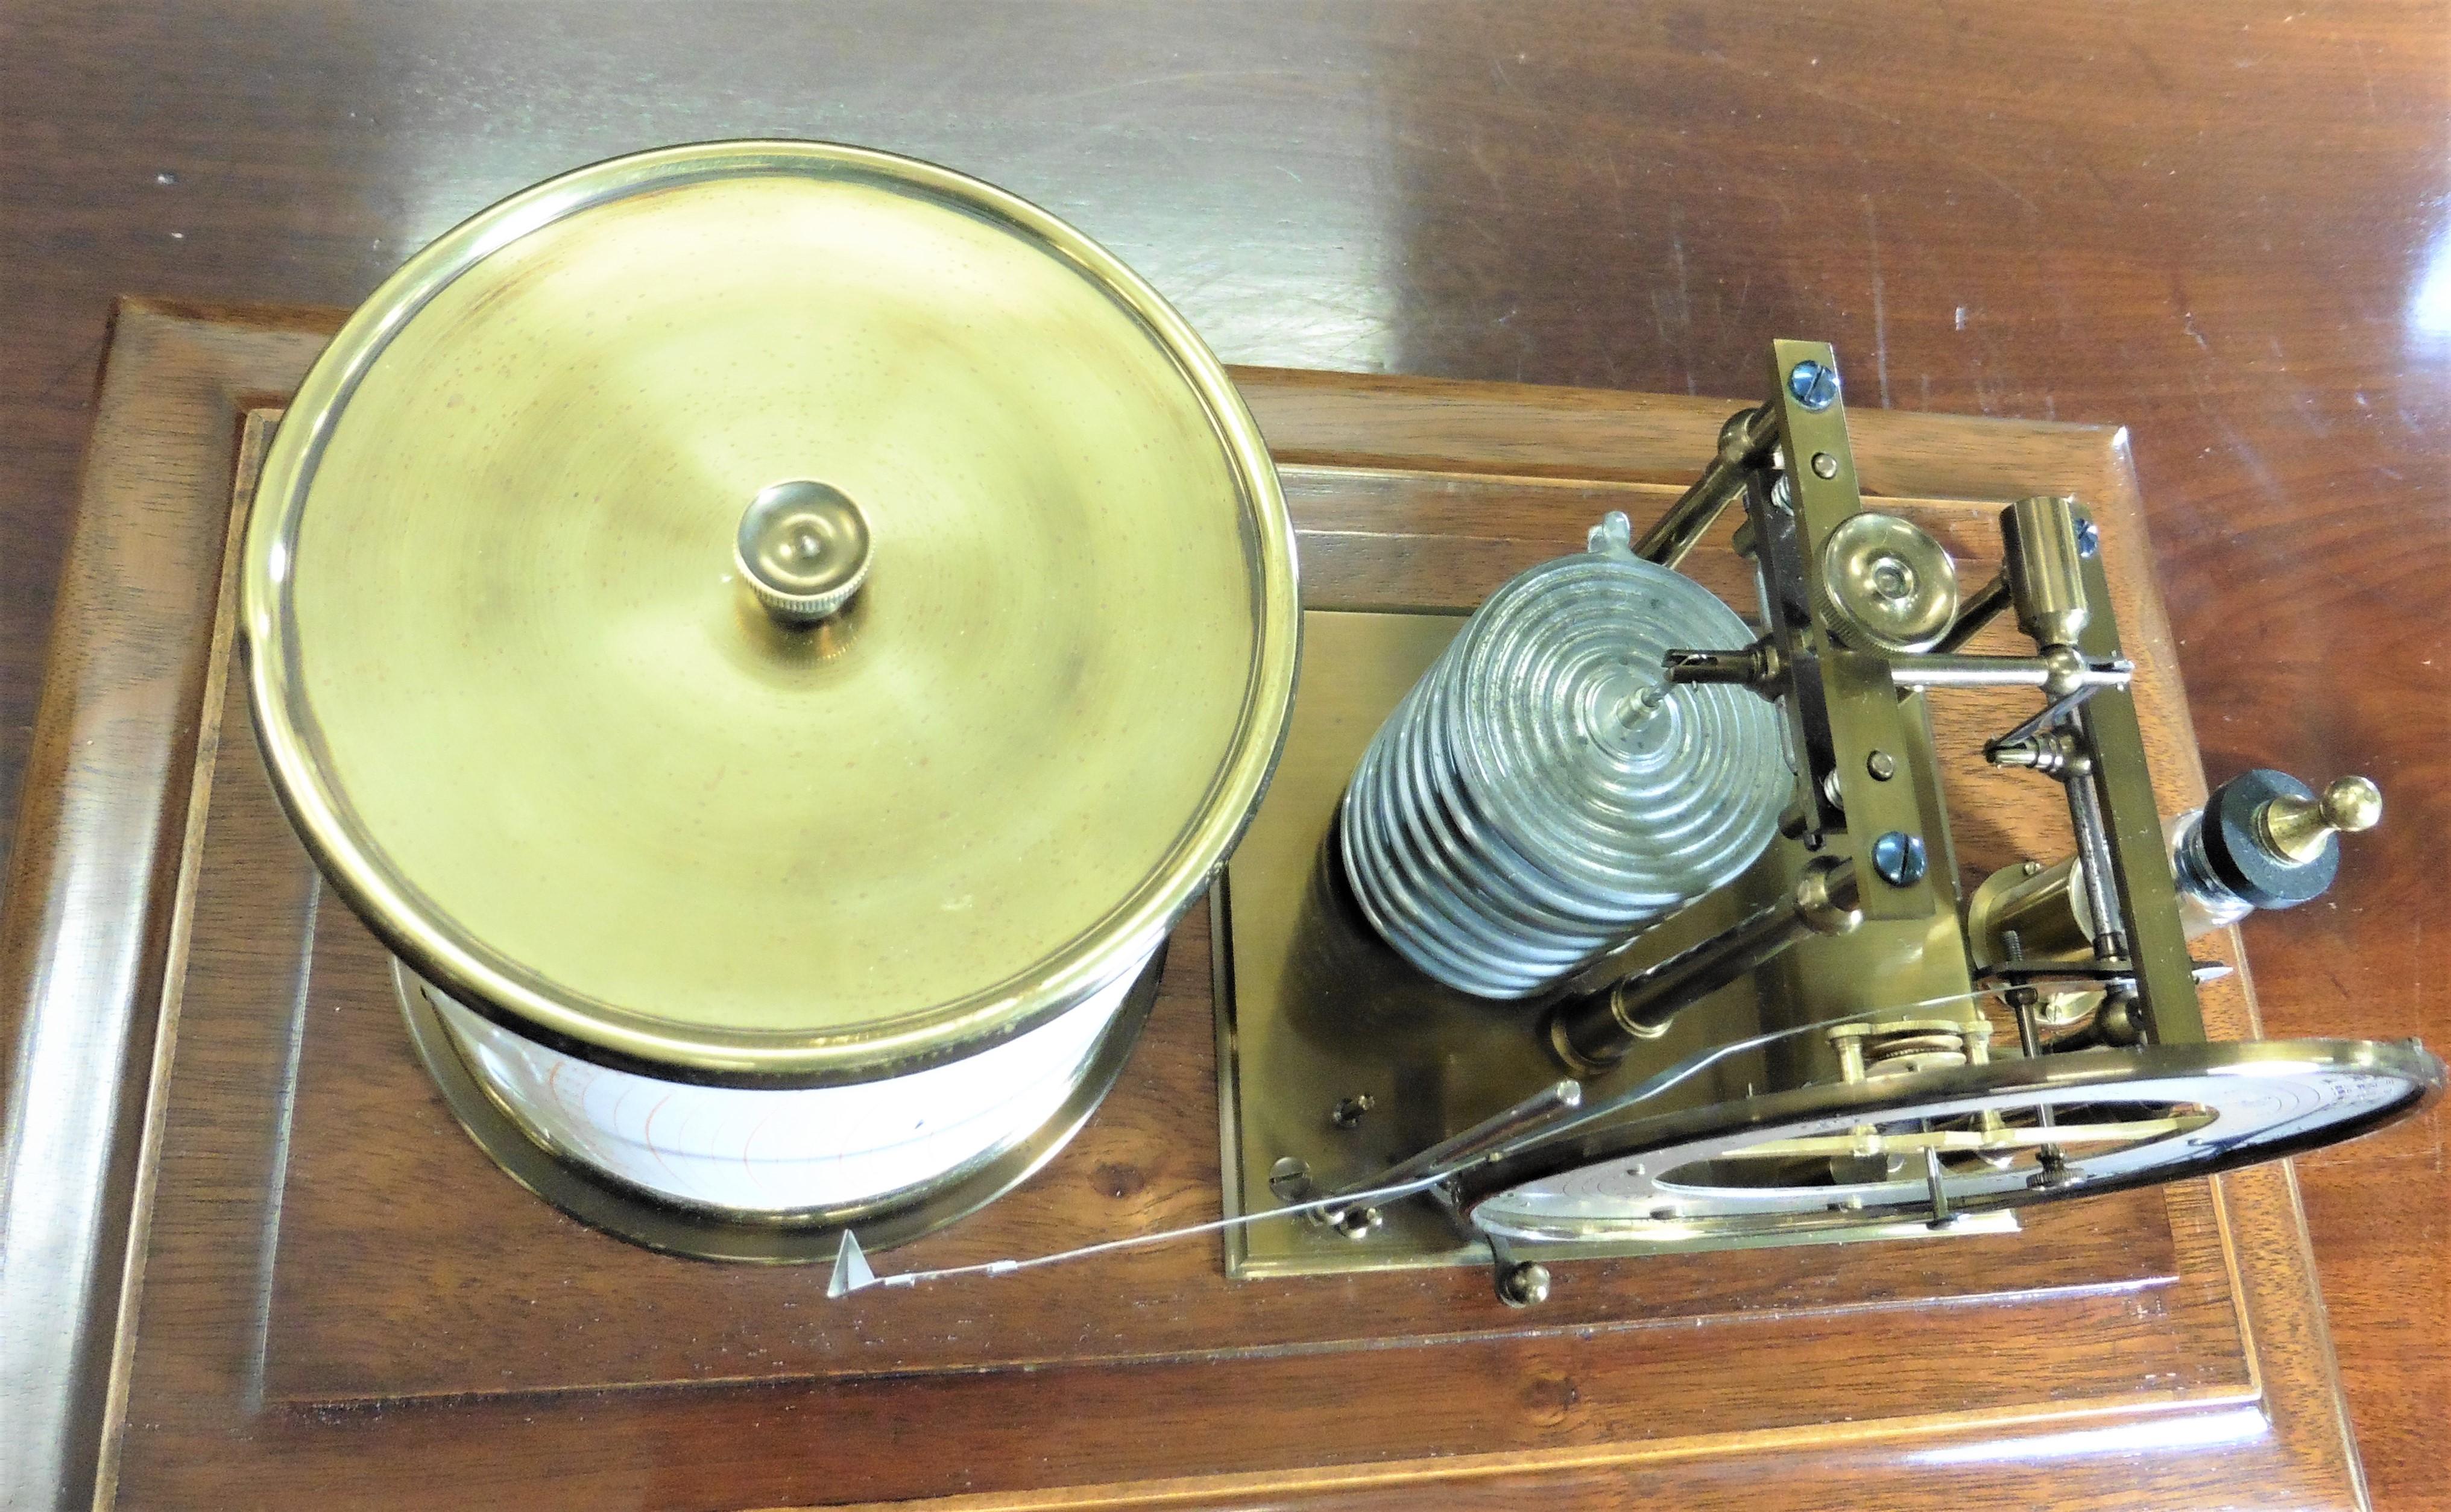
[1816,512,1960,654]
[736,480,872,625]
[2262,775,2383,864]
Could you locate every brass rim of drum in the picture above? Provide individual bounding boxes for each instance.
[396,948,1167,1262]
[243,141,1298,1085]
[1460,1038,2444,1243]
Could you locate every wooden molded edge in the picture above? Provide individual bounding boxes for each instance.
[793,1381,2271,1512]
[0,307,243,1512]
[113,295,347,338]
[89,413,276,1509]
[1233,362,2124,502]
[0,304,326,1512]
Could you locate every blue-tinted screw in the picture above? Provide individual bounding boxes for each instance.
[2074,517,2101,558]
[1870,830,1928,887]
[1788,360,1840,411]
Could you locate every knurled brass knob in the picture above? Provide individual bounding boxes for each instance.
[1816,512,1961,655]
[736,480,872,625]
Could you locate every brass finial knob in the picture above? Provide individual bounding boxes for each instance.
[736,480,871,625]
[2263,775,2383,864]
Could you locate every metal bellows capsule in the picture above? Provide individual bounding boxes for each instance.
[1337,513,1790,999]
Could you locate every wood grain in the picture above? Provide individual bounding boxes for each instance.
[0,306,341,1508]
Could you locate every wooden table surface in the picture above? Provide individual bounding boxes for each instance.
[4,3,2444,1505]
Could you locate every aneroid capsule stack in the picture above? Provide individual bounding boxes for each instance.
[1337,512,1790,998]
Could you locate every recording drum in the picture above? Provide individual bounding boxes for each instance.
[241,142,1299,1259]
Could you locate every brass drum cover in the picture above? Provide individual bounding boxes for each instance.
[242,141,1299,1253]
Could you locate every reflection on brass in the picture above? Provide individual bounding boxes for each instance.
[735,479,872,624]
[1814,512,1960,654]
[2262,775,2383,863]
[242,142,1300,1084]
[1548,858,1865,1077]
[1634,404,1778,569]
[1967,857,2093,967]
[1495,1261,1551,1307]
[728,571,869,664]
[2003,494,2091,649]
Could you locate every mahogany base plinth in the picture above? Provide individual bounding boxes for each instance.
[7,303,2368,1510]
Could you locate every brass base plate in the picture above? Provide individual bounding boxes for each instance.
[1215,610,2011,1279]
[399,949,1166,1264]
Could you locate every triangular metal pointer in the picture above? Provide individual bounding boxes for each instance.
[825,1228,879,1298]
